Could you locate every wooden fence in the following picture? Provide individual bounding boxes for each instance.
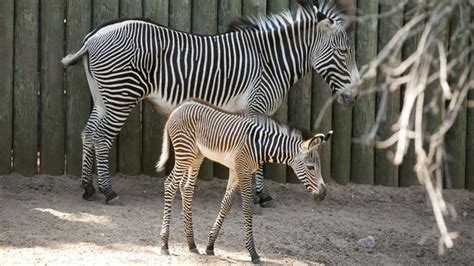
[0,0,472,189]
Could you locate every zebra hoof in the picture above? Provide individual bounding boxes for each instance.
[260,201,274,208]
[106,195,123,206]
[82,186,97,201]
[259,192,273,207]
[190,247,200,254]
[253,204,263,216]
[161,248,170,255]
[252,257,261,264]
[205,249,214,256]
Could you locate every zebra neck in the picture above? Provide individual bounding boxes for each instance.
[256,131,296,165]
[256,19,314,87]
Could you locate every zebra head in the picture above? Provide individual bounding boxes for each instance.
[290,130,333,202]
[303,0,360,106]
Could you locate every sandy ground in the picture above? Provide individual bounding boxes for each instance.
[0,173,473,265]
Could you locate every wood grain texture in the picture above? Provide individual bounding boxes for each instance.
[351,0,377,185]
[66,0,92,177]
[312,74,333,183]
[40,0,66,175]
[243,0,267,16]
[331,0,356,185]
[287,73,312,184]
[467,5,474,190]
[445,4,468,189]
[0,0,14,174]
[375,1,402,187]
[398,1,419,187]
[13,0,39,176]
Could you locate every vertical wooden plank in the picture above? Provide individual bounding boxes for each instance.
[288,80,312,184]
[192,0,218,181]
[263,0,289,184]
[374,1,402,186]
[40,0,66,175]
[117,0,142,175]
[13,0,39,176]
[287,0,310,184]
[467,43,474,190]
[170,0,191,32]
[93,0,119,176]
[398,1,418,187]
[312,75,333,182]
[0,0,14,174]
[142,0,169,177]
[467,7,474,190]
[66,0,92,177]
[242,0,267,16]
[331,0,356,185]
[445,4,467,189]
[350,0,377,185]
[217,0,242,33]
[214,0,242,180]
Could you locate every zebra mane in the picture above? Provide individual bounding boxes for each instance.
[227,0,349,33]
[249,114,313,141]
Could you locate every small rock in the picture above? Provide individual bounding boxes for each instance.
[357,236,376,248]
[462,211,467,217]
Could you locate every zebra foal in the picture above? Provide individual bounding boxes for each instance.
[156,99,332,263]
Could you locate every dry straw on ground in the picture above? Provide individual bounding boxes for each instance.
[315,0,473,253]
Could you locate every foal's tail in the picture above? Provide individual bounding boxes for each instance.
[156,126,170,173]
[61,44,88,66]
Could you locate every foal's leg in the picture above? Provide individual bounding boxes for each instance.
[241,173,260,263]
[255,165,273,207]
[160,166,186,255]
[206,170,239,255]
[180,155,204,253]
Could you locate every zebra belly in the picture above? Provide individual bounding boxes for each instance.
[197,143,235,169]
[147,88,250,115]
[146,92,176,115]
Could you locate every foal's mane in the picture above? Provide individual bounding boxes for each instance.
[181,99,314,141]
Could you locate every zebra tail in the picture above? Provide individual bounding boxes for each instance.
[155,126,170,173]
[61,45,88,66]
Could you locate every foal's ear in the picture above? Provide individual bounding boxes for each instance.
[302,130,333,151]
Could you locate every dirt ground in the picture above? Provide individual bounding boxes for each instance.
[1,174,473,265]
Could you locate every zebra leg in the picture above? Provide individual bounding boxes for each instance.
[80,106,104,200]
[251,175,262,215]
[241,173,260,263]
[206,170,238,255]
[255,166,273,207]
[180,155,204,254]
[160,167,186,255]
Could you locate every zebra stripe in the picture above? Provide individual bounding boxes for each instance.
[62,0,358,204]
[157,99,330,263]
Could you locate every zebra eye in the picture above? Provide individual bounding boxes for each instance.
[306,165,315,171]
[339,48,349,55]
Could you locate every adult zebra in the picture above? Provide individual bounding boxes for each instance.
[62,0,359,205]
